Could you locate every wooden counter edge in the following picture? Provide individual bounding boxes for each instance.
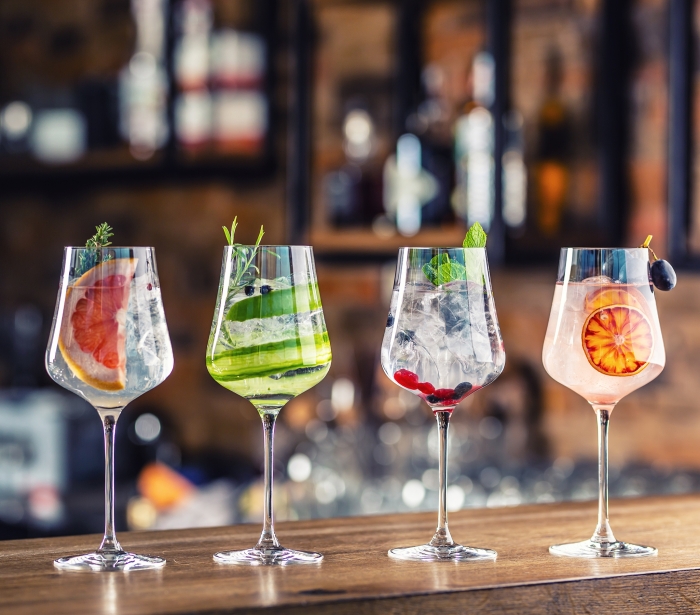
[213,568,700,615]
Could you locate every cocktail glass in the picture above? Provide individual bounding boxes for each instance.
[206,245,331,565]
[543,248,665,557]
[46,247,174,571]
[381,247,506,562]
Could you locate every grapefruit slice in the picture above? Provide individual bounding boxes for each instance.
[582,304,653,377]
[58,258,137,391]
[584,285,647,314]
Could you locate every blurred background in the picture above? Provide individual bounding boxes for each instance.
[1,0,700,540]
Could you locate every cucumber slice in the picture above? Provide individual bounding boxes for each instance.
[207,333,332,381]
[226,284,322,322]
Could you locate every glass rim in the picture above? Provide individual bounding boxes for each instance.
[559,247,648,251]
[223,244,313,249]
[397,246,487,251]
[64,246,155,250]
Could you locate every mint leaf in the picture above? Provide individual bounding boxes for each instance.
[464,251,485,283]
[422,253,467,286]
[463,222,487,248]
[422,222,487,286]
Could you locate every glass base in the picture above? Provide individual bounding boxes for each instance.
[214,546,323,566]
[549,540,657,558]
[388,543,497,562]
[54,551,166,571]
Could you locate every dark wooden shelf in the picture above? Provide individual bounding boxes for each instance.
[2,495,700,614]
[310,226,468,258]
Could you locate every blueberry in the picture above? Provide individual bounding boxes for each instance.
[426,395,440,404]
[260,285,272,294]
[386,314,394,328]
[244,285,255,296]
[439,304,459,330]
[397,331,413,345]
[452,382,472,399]
[651,260,677,291]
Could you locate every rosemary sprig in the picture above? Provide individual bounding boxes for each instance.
[86,222,114,248]
[224,217,265,294]
[219,219,266,348]
[76,222,115,276]
[222,218,238,246]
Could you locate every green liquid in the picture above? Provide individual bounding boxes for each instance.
[207,282,331,414]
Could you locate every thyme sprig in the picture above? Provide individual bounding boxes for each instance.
[76,222,115,276]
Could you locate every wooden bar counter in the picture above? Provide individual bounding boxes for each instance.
[2,495,700,614]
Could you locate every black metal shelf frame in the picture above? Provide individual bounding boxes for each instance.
[668,0,697,267]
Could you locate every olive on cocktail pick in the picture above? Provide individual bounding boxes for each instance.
[641,235,677,291]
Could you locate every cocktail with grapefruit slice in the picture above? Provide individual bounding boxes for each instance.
[542,247,667,558]
[46,232,174,571]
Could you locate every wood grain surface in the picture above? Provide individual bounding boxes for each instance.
[2,495,700,614]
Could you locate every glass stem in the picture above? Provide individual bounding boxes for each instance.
[591,405,616,546]
[256,412,280,552]
[429,410,454,548]
[97,410,123,554]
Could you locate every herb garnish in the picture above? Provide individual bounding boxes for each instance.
[423,253,467,286]
[463,222,487,249]
[86,222,114,248]
[422,222,487,286]
[223,217,265,294]
[76,222,114,276]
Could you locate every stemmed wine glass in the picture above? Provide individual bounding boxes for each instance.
[46,247,174,571]
[542,248,665,557]
[381,247,506,561]
[206,245,331,565]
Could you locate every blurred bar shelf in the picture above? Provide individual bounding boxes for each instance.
[310,226,467,258]
[3,495,700,614]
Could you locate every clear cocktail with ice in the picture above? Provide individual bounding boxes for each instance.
[381,246,505,562]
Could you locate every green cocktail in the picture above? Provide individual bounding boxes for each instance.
[206,238,331,566]
[207,279,331,413]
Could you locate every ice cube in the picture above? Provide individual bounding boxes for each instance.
[467,295,493,364]
[389,328,439,386]
[470,319,493,363]
[581,275,613,285]
[438,293,467,336]
[136,329,161,367]
[563,284,587,312]
[444,321,473,357]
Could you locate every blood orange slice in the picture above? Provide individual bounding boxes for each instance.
[58,258,137,391]
[582,304,653,377]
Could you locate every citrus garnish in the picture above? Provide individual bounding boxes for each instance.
[58,258,137,391]
[582,304,653,377]
[584,286,647,313]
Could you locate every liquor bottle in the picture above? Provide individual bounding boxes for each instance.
[533,47,572,236]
